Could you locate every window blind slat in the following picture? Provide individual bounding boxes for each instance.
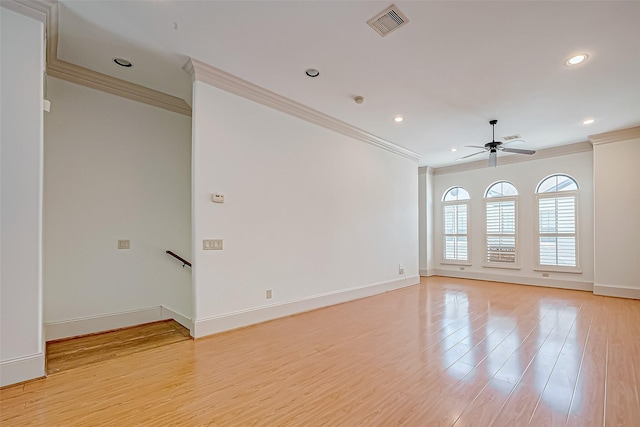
[537,192,577,267]
[486,199,516,264]
[444,202,468,261]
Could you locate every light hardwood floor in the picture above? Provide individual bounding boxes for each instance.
[46,320,191,374]
[2,277,639,426]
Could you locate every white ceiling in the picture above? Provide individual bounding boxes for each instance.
[55,1,640,167]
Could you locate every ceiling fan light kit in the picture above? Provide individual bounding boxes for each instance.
[458,119,536,167]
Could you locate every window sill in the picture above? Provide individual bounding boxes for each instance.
[483,264,521,270]
[534,267,583,274]
[440,261,472,266]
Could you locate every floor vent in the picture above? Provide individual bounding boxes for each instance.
[367,4,409,37]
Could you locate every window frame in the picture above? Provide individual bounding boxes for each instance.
[483,181,520,269]
[441,187,471,266]
[535,175,581,273]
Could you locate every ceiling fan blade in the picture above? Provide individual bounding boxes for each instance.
[457,151,486,160]
[464,145,487,149]
[501,147,536,155]
[489,151,497,167]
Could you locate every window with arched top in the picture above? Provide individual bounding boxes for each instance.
[536,174,579,193]
[443,187,470,202]
[484,181,519,267]
[536,174,580,271]
[442,187,470,263]
[485,181,518,198]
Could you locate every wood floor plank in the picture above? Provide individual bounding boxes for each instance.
[605,297,640,427]
[566,299,607,424]
[2,277,639,426]
[45,319,191,374]
[461,301,576,426]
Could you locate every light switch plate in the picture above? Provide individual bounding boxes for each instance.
[118,239,130,249]
[203,239,223,250]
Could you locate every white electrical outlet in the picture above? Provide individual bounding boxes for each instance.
[203,239,223,250]
[266,290,273,299]
[399,264,404,275]
[212,193,225,203]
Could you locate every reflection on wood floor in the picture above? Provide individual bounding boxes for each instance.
[2,277,639,426]
[46,320,191,374]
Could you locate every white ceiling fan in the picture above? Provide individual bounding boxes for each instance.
[458,120,536,167]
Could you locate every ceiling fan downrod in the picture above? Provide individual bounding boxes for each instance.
[490,119,497,142]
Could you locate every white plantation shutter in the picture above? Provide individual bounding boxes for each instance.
[536,175,579,271]
[444,203,468,261]
[485,199,516,264]
[538,194,577,267]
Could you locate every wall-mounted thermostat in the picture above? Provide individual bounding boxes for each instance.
[212,193,225,203]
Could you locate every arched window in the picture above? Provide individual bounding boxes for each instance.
[484,181,518,267]
[485,181,518,198]
[536,174,579,270]
[442,187,470,263]
[443,186,470,202]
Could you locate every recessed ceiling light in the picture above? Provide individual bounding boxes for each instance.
[566,54,588,66]
[450,148,458,152]
[394,116,404,123]
[305,68,320,78]
[113,58,133,68]
[582,118,595,125]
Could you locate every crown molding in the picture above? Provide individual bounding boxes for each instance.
[47,60,192,116]
[1,0,50,24]
[433,141,593,175]
[588,126,640,146]
[4,0,191,116]
[184,58,421,162]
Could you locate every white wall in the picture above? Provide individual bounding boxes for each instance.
[593,137,640,298]
[192,81,419,336]
[43,77,192,337]
[0,7,45,386]
[432,151,594,290]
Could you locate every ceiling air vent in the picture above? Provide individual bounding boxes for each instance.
[502,134,522,141]
[367,4,409,37]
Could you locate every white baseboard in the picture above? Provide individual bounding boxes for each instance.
[433,269,593,292]
[160,305,194,334]
[0,352,45,387]
[45,306,194,341]
[193,276,420,338]
[419,269,436,277]
[593,284,640,300]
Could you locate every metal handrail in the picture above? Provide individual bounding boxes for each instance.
[166,250,192,268]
